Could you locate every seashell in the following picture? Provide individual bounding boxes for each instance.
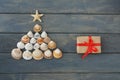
[34,43,40,49]
[43,37,51,43]
[25,43,33,50]
[11,48,22,60]
[48,41,56,49]
[37,37,44,44]
[23,50,32,60]
[32,49,43,60]
[44,49,53,59]
[53,48,62,59]
[34,32,40,39]
[21,35,30,43]
[17,41,25,49]
[40,43,48,51]
[41,31,47,38]
[30,38,36,44]
[33,24,42,32]
[27,31,33,38]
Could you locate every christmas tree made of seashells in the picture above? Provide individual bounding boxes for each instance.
[11,11,63,60]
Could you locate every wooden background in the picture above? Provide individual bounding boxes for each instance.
[0,0,120,80]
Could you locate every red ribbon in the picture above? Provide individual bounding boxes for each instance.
[77,36,101,59]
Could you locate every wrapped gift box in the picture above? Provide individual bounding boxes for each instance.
[76,36,101,59]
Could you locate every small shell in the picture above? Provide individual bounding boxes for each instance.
[17,41,25,49]
[30,38,36,44]
[27,31,33,38]
[41,31,47,38]
[21,35,30,43]
[11,48,22,60]
[25,43,33,50]
[37,37,44,44]
[48,41,56,49]
[34,43,40,49]
[23,50,32,60]
[33,24,42,32]
[32,49,43,60]
[44,49,53,59]
[53,48,62,59]
[43,37,51,43]
[40,43,48,51]
[34,32,40,39]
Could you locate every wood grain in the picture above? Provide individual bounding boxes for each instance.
[0,14,120,33]
[0,33,119,53]
[0,53,120,73]
[0,0,120,13]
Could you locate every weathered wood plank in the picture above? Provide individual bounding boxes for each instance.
[0,74,21,80]
[1,73,120,80]
[0,14,120,33]
[0,33,119,53]
[0,53,120,73]
[0,0,120,13]
[20,73,120,80]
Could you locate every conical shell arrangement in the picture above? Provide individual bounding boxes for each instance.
[11,24,63,60]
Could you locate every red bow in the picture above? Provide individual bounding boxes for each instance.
[77,36,101,59]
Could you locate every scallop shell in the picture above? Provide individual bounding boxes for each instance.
[30,38,36,44]
[33,24,42,32]
[25,43,33,50]
[11,48,22,60]
[34,43,40,49]
[23,50,32,60]
[27,31,33,38]
[53,48,62,59]
[21,35,30,43]
[40,43,48,51]
[32,49,43,60]
[43,37,51,43]
[37,37,44,44]
[48,41,56,49]
[17,41,25,49]
[41,31,47,38]
[44,49,53,59]
[34,32,40,39]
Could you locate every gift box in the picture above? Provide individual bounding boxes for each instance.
[76,36,101,59]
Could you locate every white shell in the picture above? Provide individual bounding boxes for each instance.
[27,31,33,38]
[34,32,40,39]
[17,41,25,49]
[34,43,40,49]
[44,50,52,57]
[30,38,36,44]
[11,48,22,60]
[32,49,43,60]
[23,50,32,60]
[40,43,48,51]
[25,43,33,50]
[41,31,47,38]
[54,48,61,54]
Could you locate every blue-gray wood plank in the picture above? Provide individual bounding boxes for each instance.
[0,0,120,80]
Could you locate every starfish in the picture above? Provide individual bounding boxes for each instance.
[31,10,44,22]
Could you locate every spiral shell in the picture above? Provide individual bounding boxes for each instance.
[34,32,40,39]
[30,38,36,44]
[11,48,22,60]
[37,37,44,44]
[33,43,40,49]
[33,24,42,32]
[17,42,25,49]
[44,49,53,59]
[43,37,51,43]
[48,41,56,49]
[27,31,33,38]
[21,35,30,43]
[40,43,48,51]
[53,48,62,59]
[23,50,32,60]
[41,31,47,38]
[25,43,33,50]
[32,49,43,60]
